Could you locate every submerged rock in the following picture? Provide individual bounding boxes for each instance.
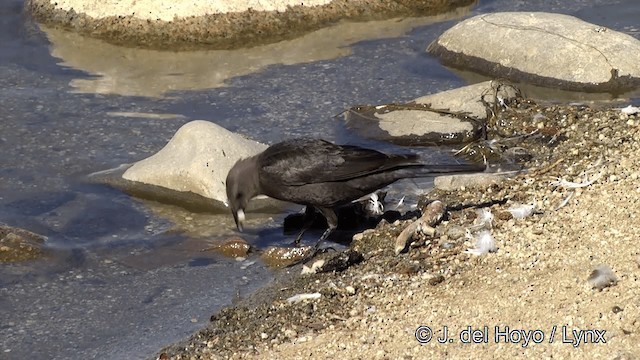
[428,12,640,92]
[0,224,47,262]
[260,246,315,267]
[203,236,252,258]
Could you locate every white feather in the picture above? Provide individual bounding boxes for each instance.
[301,259,325,275]
[367,193,384,215]
[550,172,602,189]
[507,200,536,219]
[464,229,497,256]
[475,208,494,229]
[587,264,618,290]
[620,105,640,115]
[286,292,322,303]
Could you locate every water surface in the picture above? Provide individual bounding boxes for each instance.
[1,0,639,358]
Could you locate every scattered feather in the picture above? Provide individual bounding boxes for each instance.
[393,195,418,212]
[497,95,507,108]
[286,292,322,303]
[472,208,494,229]
[366,192,384,215]
[507,200,537,219]
[587,264,618,290]
[553,191,574,211]
[353,191,387,216]
[464,229,497,256]
[620,105,640,115]
[239,260,256,270]
[550,172,602,189]
[301,259,326,275]
[395,196,406,209]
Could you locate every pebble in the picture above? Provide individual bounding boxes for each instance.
[283,329,297,338]
[345,286,356,295]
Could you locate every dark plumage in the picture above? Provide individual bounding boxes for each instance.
[225,138,484,244]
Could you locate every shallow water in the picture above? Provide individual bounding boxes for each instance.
[1,0,639,359]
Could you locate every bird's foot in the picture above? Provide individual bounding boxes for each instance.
[289,236,303,248]
[288,227,309,247]
[286,240,337,267]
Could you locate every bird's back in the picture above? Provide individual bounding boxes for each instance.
[255,138,427,207]
[257,138,421,186]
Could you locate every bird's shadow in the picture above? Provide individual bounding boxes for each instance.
[253,201,420,248]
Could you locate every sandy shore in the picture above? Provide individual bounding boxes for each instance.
[158,98,640,359]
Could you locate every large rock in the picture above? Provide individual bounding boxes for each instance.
[93,120,282,212]
[342,81,519,145]
[428,12,640,92]
[26,0,475,50]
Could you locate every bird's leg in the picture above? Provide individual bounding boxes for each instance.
[289,208,338,266]
[284,207,339,266]
[315,207,338,248]
[292,206,317,246]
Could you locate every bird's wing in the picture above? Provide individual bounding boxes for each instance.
[259,138,418,186]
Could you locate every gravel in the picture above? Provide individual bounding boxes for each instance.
[157,99,640,359]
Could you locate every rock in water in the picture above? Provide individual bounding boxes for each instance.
[428,12,640,92]
[122,120,267,209]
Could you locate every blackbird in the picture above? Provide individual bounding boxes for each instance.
[225,138,484,245]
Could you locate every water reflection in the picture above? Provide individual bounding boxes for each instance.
[41,6,473,97]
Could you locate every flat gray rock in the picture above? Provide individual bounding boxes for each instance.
[428,12,640,92]
[414,80,520,119]
[434,173,506,191]
[342,81,519,145]
[92,120,283,212]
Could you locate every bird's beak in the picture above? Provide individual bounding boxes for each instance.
[234,209,245,232]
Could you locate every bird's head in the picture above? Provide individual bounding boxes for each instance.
[225,157,260,232]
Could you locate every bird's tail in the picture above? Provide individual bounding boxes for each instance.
[400,162,486,177]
